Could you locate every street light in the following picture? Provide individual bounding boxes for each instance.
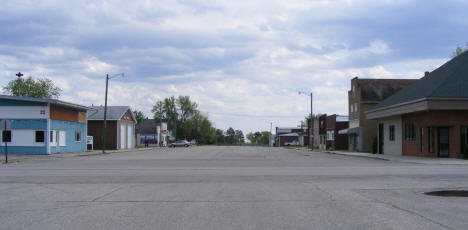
[299,91,313,149]
[265,121,273,147]
[102,73,124,153]
[15,72,23,96]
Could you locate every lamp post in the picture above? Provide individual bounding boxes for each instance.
[102,73,124,153]
[15,72,23,96]
[299,91,313,149]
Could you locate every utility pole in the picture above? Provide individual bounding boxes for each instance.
[102,73,124,153]
[269,122,273,147]
[299,91,313,149]
[15,72,23,96]
[102,74,109,153]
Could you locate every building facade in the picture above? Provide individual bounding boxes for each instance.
[135,119,169,147]
[87,106,136,150]
[342,77,416,152]
[275,127,308,147]
[366,51,468,158]
[318,114,327,150]
[325,114,348,150]
[0,95,89,154]
[307,117,319,148]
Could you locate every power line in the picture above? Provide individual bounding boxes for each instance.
[208,112,303,118]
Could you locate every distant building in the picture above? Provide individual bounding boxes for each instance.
[275,127,308,147]
[340,77,416,152]
[0,95,89,154]
[307,117,319,148]
[87,106,136,150]
[318,114,327,150]
[326,115,348,150]
[366,51,468,158]
[135,119,170,147]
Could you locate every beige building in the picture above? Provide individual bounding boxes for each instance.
[340,77,416,152]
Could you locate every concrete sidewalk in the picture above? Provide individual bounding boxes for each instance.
[324,150,468,165]
[2,147,155,163]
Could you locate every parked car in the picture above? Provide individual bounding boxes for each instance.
[284,140,299,146]
[169,140,191,148]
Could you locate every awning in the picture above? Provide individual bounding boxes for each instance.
[338,127,360,135]
[278,133,300,137]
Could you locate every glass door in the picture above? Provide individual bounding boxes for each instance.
[438,127,449,157]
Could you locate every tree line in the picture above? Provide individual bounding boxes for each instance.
[150,95,245,145]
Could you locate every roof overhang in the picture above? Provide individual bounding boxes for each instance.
[278,133,300,137]
[366,97,468,120]
[338,127,360,135]
[0,95,90,111]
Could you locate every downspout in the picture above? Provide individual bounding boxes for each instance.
[46,103,51,154]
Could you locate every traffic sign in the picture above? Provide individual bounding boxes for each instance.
[0,120,11,131]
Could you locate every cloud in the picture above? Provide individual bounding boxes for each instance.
[0,0,465,134]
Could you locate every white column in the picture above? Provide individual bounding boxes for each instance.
[46,103,51,154]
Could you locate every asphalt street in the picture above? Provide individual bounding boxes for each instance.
[1,146,468,230]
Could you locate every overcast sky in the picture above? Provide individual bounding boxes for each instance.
[1,0,467,134]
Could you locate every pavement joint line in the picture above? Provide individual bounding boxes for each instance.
[91,186,124,202]
[369,197,454,230]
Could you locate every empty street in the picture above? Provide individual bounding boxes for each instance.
[1,146,468,230]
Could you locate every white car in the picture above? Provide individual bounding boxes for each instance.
[169,140,191,148]
[284,140,299,146]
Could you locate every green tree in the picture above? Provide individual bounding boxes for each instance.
[226,127,236,144]
[215,129,225,144]
[134,110,145,123]
[452,43,468,57]
[163,96,178,136]
[3,76,61,99]
[151,101,165,123]
[259,131,271,145]
[235,130,244,144]
[246,132,255,144]
[177,96,197,123]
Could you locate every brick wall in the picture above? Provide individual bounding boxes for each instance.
[402,110,468,158]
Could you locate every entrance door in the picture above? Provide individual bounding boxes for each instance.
[56,131,60,153]
[438,127,449,157]
[378,124,384,154]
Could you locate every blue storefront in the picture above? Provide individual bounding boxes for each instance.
[0,95,89,154]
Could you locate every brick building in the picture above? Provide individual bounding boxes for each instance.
[325,114,349,150]
[340,77,416,152]
[87,106,136,150]
[366,51,468,158]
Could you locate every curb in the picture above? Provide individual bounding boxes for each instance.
[51,147,154,158]
[323,150,390,161]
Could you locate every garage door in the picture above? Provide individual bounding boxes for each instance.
[127,125,132,149]
[120,124,126,149]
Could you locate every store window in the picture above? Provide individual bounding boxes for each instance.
[389,125,395,141]
[405,123,415,141]
[35,130,45,143]
[428,127,434,153]
[419,128,424,152]
[75,131,82,142]
[461,126,468,155]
